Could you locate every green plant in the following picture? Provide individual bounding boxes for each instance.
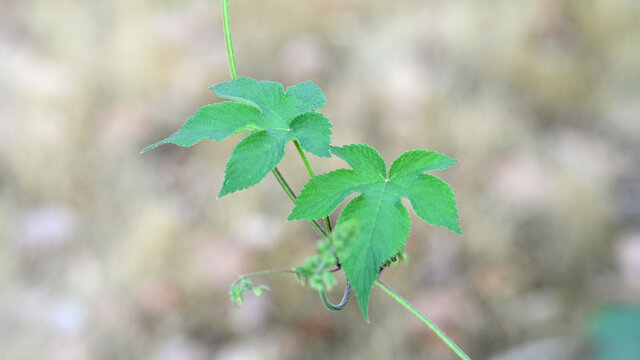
[142,1,470,359]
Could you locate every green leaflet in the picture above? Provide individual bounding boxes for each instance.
[288,144,460,321]
[140,102,264,151]
[141,77,332,196]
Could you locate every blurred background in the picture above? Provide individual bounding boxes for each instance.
[1,0,639,359]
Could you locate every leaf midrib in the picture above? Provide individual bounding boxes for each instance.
[359,182,389,275]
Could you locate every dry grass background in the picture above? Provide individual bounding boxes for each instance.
[1,0,639,359]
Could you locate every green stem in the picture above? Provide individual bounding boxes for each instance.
[320,281,351,310]
[324,214,333,233]
[233,269,298,285]
[375,280,471,360]
[271,168,327,237]
[221,0,238,80]
[292,140,333,233]
[271,167,297,203]
[293,140,315,178]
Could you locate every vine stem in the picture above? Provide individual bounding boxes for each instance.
[220,0,347,311]
[271,167,327,237]
[221,0,327,238]
[221,0,238,79]
[293,140,314,178]
[293,140,333,233]
[232,269,298,285]
[375,280,471,360]
[320,281,351,310]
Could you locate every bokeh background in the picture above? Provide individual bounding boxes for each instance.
[1,0,639,359]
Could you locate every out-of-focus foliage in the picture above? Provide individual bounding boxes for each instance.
[229,276,268,308]
[1,0,639,359]
[294,221,356,293]
[587,304,640,360]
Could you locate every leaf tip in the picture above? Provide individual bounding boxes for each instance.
[316,150,332,158]
[218,182,245,198]
[286,208,307,222]
[357,297,371,323]
[450,220,462,235]
[448,226,462,236]
[329,145,341,153]
[140,143,159,154]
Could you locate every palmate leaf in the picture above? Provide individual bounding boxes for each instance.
[288,144,460,321]
[141,77,332,196]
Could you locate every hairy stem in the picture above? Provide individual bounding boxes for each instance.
[375,280,471,360]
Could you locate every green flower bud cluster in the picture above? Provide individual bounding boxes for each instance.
[229,277,268,307]
[294,222,357,293]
